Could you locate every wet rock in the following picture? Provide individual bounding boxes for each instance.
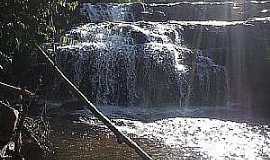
[81,2,270,22]
[131,30,149,44]
[181,19,270,107]
[131,2,146,21]
[141,11,167,22]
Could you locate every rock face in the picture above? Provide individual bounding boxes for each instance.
[81,2,270,22]
[181,20,270,107]
[55,1,270,107]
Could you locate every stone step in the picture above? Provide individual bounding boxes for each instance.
[145,1,270,21]
[179,18,270,50]
[81,1,270,22]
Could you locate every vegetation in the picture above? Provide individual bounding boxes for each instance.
[0,2,81,157]
[0,0,80,86]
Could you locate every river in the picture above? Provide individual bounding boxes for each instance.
[49,104,270,160]
[49,0,270,159]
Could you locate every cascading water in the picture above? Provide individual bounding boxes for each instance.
[57,19,227,106]
[51,1,270,160]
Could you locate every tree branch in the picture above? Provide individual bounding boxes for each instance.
[35,44,153,160]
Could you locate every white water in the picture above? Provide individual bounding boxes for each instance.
[70,105,270,160]
[57,21,227,106]
[65,106,270,160]
[81,3,134,22]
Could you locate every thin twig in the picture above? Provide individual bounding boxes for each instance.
[0,82,34,96]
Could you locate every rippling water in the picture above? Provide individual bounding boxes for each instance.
[115,118,270,159]
[50,105,270,160]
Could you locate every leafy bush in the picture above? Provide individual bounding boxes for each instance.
[0,0,80,85]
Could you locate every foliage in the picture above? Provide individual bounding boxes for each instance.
[0,0,79,49]
[87,0,143,3]
[0,0,80,84]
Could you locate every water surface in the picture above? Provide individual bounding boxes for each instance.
[49,105,270,160]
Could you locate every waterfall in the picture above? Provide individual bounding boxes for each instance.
[55,3,230,106]
[81,3,135,22]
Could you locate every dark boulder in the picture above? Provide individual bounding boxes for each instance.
[0,103,18,146]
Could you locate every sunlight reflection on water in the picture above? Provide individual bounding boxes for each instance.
[54,104,270,159]
[113,117,270,159]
